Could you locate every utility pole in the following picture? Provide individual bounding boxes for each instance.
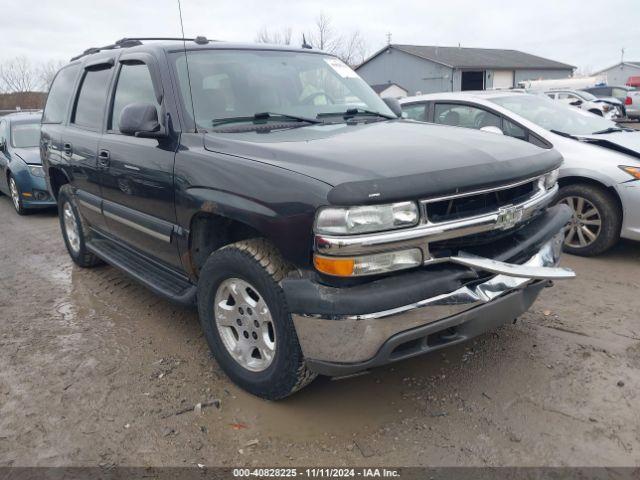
[621,47,625,66]
[386,32,392,46]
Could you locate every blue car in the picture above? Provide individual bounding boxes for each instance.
[0,112,56,215]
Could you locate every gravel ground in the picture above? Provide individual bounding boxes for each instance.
[0,191,638,468]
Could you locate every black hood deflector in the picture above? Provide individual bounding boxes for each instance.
[328,149,562,205]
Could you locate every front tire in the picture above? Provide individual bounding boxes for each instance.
[8,174,27,215]
[555,183,621,256]
[58,185,102,268]
[197,238,316,400]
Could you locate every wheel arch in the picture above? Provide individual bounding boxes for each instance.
[47,166,71,200]
[558,175,623,219]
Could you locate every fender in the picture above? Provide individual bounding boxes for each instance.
[559,167,617,188]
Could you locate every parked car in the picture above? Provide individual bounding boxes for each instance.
[582,85,638,119]
[544,89,619,119]
[0,112,56,214]
[400,91,640,255]
[623,90,640,120]
[43,38,573,399]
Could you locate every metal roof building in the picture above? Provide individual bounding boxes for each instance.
[356,44,575,95]
[593,61,640,86]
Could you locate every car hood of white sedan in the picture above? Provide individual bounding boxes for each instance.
[576,131,640,161]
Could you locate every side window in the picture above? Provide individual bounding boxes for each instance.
[42,64,80,124]
[546,93,556,100]
[503,119,527,141]
[0,120,7,146]
[110,63,159,132]
[434,103,501,129]
[72,67,113,130]
[402,103,426,121]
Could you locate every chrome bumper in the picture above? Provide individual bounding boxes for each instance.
[293,233,573,364]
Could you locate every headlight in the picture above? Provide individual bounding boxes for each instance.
[619,165,640,180]
[314,249,423,277]
[28,166,45,177]
[315,201,419,235]
[541,168,559,190]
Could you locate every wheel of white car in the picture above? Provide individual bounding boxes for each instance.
[555,183,621,256]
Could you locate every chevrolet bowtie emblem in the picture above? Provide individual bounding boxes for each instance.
[496,205,524,230]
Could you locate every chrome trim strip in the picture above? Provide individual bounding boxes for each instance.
[79,199,101,214]
[420,174,542,204]
[104,210,171,243]
[315,184,558,258]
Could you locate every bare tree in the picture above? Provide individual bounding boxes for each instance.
[305,14,370,67]
[306,13,340,54]
[0,56,39,93]
[37,60,66,91]
[255,26,293,45]
[339,31,368,68]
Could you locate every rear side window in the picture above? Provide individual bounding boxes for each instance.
[72,68,113,130]
[402,103,426,121]
[109,63,158,132]
[42,65,80,124]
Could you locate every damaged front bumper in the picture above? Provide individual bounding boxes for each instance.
[286,206,574,376]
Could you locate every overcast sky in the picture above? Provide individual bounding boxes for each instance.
[1,0,638,73]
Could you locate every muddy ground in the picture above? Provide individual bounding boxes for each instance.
[0,189,639,468]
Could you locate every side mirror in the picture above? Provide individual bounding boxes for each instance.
[570,99,583,106]
[119,102,164,138]
[480,126,504,135]
[382,97,403,117]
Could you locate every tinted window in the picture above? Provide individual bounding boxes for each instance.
[503,119,527,140]
[72,68,113,130]
[42,65,80,123]
[434,103,500,129]
[402,103,426,121]
[110,63,158,131]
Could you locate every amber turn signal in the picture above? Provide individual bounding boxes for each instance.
[619,166,640,180]
[313,255,355,277]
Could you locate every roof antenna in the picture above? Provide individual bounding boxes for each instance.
[177,0,198,132]
[301,34,312,49]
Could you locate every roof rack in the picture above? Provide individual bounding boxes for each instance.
[70,36,210,61]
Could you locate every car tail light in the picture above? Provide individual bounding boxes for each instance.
[625,96,632,105]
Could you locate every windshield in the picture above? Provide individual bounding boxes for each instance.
[576,91,597,101]
[11,122,40,148]
[172,50,394,129]
[491,94,617,136]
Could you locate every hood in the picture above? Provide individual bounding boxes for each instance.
[204,120,562,205]
[594,97,623,105]
[13,147,41,165]
[577,131,640,161]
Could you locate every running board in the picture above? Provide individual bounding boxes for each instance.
[86,237,197,306]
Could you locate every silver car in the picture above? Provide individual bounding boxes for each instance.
[400,91,640,256]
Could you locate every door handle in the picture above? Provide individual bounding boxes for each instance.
[63,143,73,156]
[97,149,110,168]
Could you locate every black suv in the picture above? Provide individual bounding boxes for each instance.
[42,38,574,399]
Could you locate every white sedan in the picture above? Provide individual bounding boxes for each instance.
[400,91,640,256]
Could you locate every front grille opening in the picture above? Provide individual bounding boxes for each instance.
[426,180,537,223]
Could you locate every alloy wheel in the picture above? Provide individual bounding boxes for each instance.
[9,177,20,212]
[62,202,81,254]
[214,278,276,372]
[560,196,602,248]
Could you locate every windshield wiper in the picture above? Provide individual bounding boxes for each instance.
[212,112,321,127]
[591,126,632,135]
[317,108,396,120]
[550,129,577,139]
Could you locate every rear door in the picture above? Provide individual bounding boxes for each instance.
[62,59,115,229]
[0,119,9,194]
[98,53,181,269]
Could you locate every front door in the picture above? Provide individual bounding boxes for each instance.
[98,56,181,269]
